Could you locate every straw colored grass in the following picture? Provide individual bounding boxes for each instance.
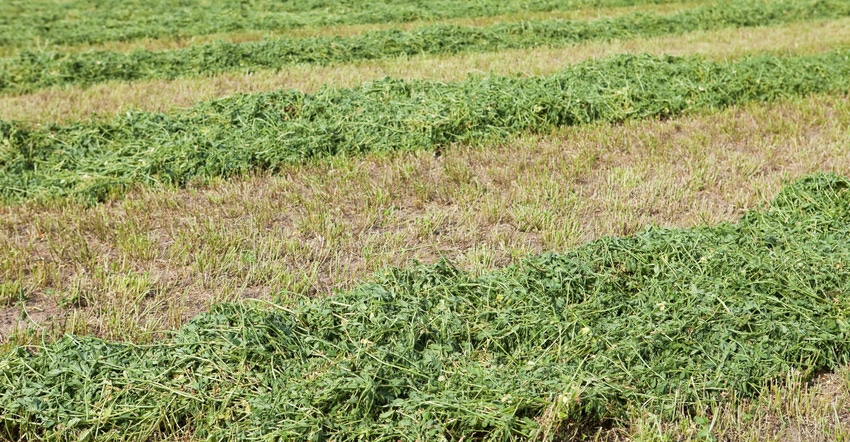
[2,92,849,344]
[2,93,850,441]
[3,173,850,440]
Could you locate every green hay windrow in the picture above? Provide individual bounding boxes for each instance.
[3,51,850,204]
[0,0,691,53]
[1,0,847,94]
[2,173,849,441]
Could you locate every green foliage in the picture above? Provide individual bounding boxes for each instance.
[1,0,847,94]
[2,173,849,441]
[0,0,691,52]
[2,51,850,204]
[0,280,25,306]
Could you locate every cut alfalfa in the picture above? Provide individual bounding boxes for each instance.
[1,172,849,441]
[0,0,695,53]
[2,0,848,93]
[3,50,850,204]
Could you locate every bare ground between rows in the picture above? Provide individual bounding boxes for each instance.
[2,93,849,344]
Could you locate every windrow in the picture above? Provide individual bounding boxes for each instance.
[0,0,691,54]
[2,173,850,441]
[1,0,848,94]
[2,51,850,204]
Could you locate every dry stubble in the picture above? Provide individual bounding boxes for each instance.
[1,92,849,343]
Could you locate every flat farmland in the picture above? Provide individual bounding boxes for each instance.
[1,1,850,441]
